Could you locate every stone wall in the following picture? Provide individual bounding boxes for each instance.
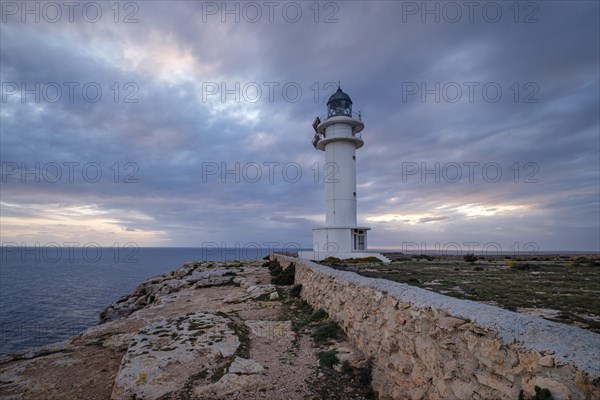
[273,255,600,400]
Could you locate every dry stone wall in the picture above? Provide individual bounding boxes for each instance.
[273,255,600,400]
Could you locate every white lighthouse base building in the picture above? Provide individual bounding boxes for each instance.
[299,227,389,263]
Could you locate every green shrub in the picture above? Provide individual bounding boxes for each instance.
[343,257,383,264]
[509,263,538,271]
[317,349,339,368]
[306,308,328,324]
[463,253,477,263]
[313,320,341,344]
[271,262,295,285]
[262,260,282,272]
[289,284,302,297]
[572,258,600,268]
[518,386,552,400]
[340,360,353,374]
[357,360,373,386]
[320,256,342,265]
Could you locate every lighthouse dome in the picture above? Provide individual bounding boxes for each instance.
[327,87,353,118]
[327,87,352,106]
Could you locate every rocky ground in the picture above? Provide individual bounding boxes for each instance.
[0,260,376,400]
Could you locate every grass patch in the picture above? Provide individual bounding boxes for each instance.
[343,257,383,264]
[412,254,435,261]
[319,256,383,265]
[280,296,315,332]
[188,321,211,331]
[210,357,234,383]
[320,256,342,266]
[227,320,251,358]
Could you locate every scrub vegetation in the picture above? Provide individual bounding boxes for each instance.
[330,254,600,332]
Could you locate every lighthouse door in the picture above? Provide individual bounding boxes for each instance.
[353,230,365,251]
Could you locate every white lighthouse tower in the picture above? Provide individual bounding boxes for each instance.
[301,86,387,262]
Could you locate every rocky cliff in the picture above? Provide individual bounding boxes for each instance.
[0,260,374,400]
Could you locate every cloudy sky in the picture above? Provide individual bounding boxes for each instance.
[1,1,598,252]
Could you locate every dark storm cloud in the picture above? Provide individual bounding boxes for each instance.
[1,1,598,250]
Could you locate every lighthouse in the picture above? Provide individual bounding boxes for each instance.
[301,86,387,262]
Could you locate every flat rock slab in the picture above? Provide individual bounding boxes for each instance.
[228,356,265,374]
[111,312,240,400]
[246,320,296,342]
[194,372,272,398]
[224,284,278,304]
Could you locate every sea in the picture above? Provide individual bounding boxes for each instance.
[0,246,283,356]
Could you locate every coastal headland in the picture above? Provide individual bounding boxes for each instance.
[1,254,599,399]
[0,259,375,400]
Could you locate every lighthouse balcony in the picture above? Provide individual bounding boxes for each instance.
[311,112,365,150]
[312,131,363,150]
[324,110,362,121]
[317,114,364,135]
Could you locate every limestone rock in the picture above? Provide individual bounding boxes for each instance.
[236,276,260,289]
[524,376,571,400]
[223,293,245,304]
[538,355,555,367]
[100,265,238,323]
[194,373,272,398]
[224,284,277,304]
[228,357,265,374]
[111,312,240,400]
[475,372,513,398]
[436,316,467,331]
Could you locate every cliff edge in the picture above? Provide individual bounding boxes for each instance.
[0,260,374,400]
